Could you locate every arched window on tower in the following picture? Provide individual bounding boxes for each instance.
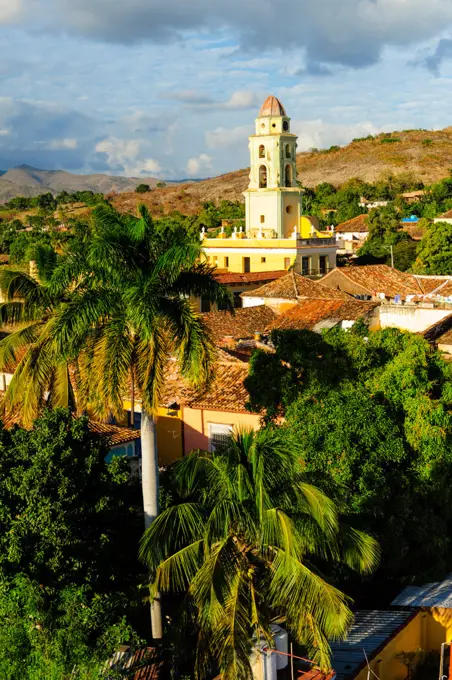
[259,144,265,158]
[285,144,291,159]
[285,164,292,187]
[259,165,268,188]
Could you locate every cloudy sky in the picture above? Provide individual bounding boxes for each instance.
[2,0,452,179]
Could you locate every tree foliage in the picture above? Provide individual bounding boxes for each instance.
[412,221,452,274]
[245,327,452,586]
[140,428,378,679]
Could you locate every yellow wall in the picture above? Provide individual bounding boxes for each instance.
[351,610,452,680]
[203,241,336,276]
[121,402,183,466]
[354,614,422,680]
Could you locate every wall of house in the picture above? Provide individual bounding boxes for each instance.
[121,401,183,465]
[438,341,452,355]
[351,609,452,680]
[378,305,452,333]
[183,407,261,454]
[320,270,371,297]
[203,241,336,276]
[353,613,422,680]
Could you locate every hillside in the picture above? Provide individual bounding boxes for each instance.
[113,127,452,216]
[0,165,170,202]
[4,128,452,212]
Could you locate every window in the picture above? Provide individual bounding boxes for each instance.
[284,258,290,269]
[285,144,291,158]
[259,144,265,158]
[243,257,251,273]
[208,424,233,452]
[212,255,218,266]
[201,298,211,313]
[261,257,266,263]
[260,215,265,223]
[319,255,328,275]
[302,256,311,275]
[272,123,276,128]
[259,165,267,188]
[286,205,293,214]
[285,164,292,187]
[224,256,229,268]
[283,120,289,131]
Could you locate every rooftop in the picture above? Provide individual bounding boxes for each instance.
[203,305,277,343]
[159,354,252,413]
[329,610,416,680]
[392,574,452,608]
[242,271,350,300]
[321,265,424,298]
[422,313,452,345]
[259,95,286,117]
[88,421,141,446]
[437,209,452,219]
[335,215,369,234]
[269,299,378,332]
[214,270,287,286]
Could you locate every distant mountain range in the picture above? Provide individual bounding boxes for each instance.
[0,165,178,203]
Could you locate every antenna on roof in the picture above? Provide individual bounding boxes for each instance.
[363,649,381,680]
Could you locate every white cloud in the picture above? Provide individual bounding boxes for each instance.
[206,125,248,150]
[95,137,161,176]
[291,119,385,151]
[223,91,260,109]
[186,153,213,176]
[0,0,22,23]
[47,138,78,150]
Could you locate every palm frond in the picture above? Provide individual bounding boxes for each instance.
[139,502,206,573]
[0,322,43,371]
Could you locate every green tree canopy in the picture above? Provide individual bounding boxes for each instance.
[140,428,378,679]
[412,221,452,274]
[0,409,142,592]
[245,327,452,586]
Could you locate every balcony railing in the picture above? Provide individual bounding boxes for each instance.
[302,267,331,278]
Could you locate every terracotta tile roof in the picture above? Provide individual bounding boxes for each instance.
[259,95,286,117]
[242,271,350,300]
[189,363,251,412]
[159,353,252,413]
[88,421,141,445]
[214,270,287,285]
[422,314,452,344]
[322,265,423,298]
[414,276,452,295]
[203,305,277,342]
[269,299,378,332]
[335,215,369,234]
[438,209,452,219]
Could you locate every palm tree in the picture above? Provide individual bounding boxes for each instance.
[47,205,232,638]
[139,428,379,679]
[0,244,79,425]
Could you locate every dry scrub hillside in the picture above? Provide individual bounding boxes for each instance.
[113,128,452,217]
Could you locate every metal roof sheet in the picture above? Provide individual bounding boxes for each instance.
[391,574,452,607]
[330,609,416,680]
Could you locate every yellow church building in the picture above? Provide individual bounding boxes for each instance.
[201,95,337,277]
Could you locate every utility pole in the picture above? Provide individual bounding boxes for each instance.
[383,245,394,268]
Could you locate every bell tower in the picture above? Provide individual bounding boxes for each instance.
[244,95,302,239]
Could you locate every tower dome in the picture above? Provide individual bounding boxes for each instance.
[259,95,287,117]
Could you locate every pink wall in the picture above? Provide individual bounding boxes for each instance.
[183,407,261,454]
